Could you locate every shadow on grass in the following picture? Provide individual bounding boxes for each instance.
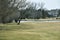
[0,39,7,40]
[0,23,34,31]
[0,26,10,30]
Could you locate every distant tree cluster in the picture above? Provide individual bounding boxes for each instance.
[19,2,48,19]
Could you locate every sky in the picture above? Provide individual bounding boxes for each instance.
[27,0,60,10]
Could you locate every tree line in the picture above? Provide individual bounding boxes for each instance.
[0,0,60,24]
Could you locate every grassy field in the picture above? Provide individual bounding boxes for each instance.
[0,22,60,40]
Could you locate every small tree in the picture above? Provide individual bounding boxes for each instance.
[37,2,49,19]
[42,10,48,18]
[57,10,60,17]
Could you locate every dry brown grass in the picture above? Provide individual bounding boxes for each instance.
[0,22,60,40]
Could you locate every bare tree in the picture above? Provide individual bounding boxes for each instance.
[38,2,47,18]
[0,0,27,24]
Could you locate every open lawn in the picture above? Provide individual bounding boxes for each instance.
[0,22,60,40]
